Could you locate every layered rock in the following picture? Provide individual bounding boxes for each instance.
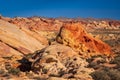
[0,19,46,55]
[0,16,119,80]
[7,17,62,31]
[56,23,113,57]
[0,41,22,57]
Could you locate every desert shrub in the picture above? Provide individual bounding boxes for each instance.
[107,69,120,80]
[0,69,5,74]
[91,69,120,80]
[88,61,98,68]
[110,55,120,67]
[8,68,20,75]
[91,70,110,80]
[87,55,106,69]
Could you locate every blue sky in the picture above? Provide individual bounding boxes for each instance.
[0,0,120,19]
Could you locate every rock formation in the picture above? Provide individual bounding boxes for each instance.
[0,16,119,80]
[7,17,62,31]
[31,44,94,80]
[56,23,113,57]
[0,19,46,55]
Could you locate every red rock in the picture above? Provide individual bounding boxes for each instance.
[56,23,113,57]
[8,17,62,31]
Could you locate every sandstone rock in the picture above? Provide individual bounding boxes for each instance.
[56,23,113,57]
[39,43,78,62]
[0,41,22,57]
[20,27,48,45]
[47,77,67,80]
[32,44,78,75]
[74,74,93,80]
[9,17,62,31]
[0,19,45,55]
[32,44,93,79]
[0,16,120,80]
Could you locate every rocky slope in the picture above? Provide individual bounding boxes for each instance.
[56,23,113,57]
[0,16,120,80]
[0,19,46,56]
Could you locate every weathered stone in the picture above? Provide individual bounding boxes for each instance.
[0,20,45,55]
[56,23,113,57]
[32,44,93,79]
[47,77,67,80]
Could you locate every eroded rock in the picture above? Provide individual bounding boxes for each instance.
[31,44,93,80]
[0,19,45,55]
[56,23,113,57]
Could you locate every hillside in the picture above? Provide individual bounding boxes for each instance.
[0,16,120,80]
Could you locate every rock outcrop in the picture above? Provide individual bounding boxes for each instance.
[31,44,94,80]
[0,16,119,80]
[0,41,22,56]
[0,19,46,55]
[7,17,62,31]
[56,23,113,57]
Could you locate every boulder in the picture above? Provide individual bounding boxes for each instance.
[56,23,113,57]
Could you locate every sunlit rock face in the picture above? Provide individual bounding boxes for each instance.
[0,19,46,55]
[56,23,113,57]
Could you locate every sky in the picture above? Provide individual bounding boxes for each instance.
[0,0,120,20]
